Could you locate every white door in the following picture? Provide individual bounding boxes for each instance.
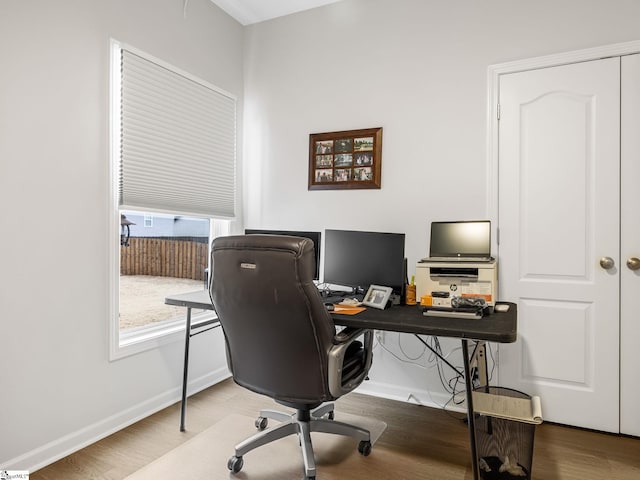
[620,54,640,437]
[497,58,621,432]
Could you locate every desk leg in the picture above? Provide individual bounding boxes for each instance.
[180,307,192,432]
[462,339,479,480]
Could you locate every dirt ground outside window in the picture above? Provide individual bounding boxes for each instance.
[119,275,205,329]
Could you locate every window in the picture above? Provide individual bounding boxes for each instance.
[110,40,236,359]
[119,209,213,328]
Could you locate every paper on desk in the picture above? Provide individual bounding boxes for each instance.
[332,305,366,315]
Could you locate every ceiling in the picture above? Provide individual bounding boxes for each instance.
[209,0,343,25]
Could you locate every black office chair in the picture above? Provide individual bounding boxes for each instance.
[209,235,374,480]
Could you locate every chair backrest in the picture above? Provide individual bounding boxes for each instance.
[210,234,336,404]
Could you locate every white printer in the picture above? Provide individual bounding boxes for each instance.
[415,259,498,309]
[415,221,498,310]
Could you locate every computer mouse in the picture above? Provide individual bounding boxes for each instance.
[324,303,335,312]
[494,304,510,312]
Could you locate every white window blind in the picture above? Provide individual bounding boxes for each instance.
[118,48,236,218]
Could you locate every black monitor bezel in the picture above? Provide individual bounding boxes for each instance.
[323,229,406,294]
[428,220,491,258]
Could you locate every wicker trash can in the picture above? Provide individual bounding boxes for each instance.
[472,387,542,480]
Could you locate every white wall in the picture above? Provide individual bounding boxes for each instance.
[0,0,242,471]
[5,0,640,473]
[241,0,640,404]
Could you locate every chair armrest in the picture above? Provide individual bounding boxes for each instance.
[328,329,373,398]
[333,327,366,344]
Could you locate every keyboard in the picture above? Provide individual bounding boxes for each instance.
[423,309,483,319]
[420,305,487,319]
[321,293,364,304]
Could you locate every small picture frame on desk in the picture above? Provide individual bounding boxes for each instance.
[363,285,393,310]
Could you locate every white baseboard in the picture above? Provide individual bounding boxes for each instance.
[355,379,467,414]
[6,368,231,473]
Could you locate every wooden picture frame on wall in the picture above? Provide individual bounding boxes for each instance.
[308,127,382,190]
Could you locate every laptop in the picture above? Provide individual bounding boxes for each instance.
[422,220,493,262]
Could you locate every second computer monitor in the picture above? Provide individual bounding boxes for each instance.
[323,229,405,293]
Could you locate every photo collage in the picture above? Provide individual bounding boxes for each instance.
[308,127,382,190]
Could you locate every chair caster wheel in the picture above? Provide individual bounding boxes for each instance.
[255,416,268,430]
[358,440,372,456]
[227,455,243,473]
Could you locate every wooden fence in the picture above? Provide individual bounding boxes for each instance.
[120,237,208,281]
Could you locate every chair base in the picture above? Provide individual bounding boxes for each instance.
[229,403,372,479]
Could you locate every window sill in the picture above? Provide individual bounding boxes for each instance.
[110,311,215,361]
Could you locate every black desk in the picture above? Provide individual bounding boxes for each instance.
[165,291,517,480]
[332,304,516,342]
[334,303,517,480]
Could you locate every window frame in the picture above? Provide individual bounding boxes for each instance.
[108,40,235,360]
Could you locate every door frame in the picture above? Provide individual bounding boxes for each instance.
[487,40,640,433]
[486,39,640,234]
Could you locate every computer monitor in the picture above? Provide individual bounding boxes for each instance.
[323,229,405,294]
[244,229,322,281]
[428,220,491,259]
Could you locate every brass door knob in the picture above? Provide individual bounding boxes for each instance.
[627,257,640,271]
[600,257,615,270]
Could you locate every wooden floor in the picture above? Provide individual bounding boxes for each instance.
[32,378,640,479]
